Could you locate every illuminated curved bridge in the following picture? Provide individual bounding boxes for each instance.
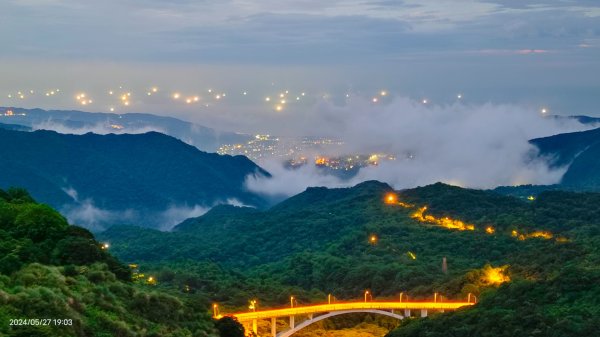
[217,298,475,337]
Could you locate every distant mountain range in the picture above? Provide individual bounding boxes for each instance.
[0,107,250,151]
[530,126,600,190]
[0,128,269,230]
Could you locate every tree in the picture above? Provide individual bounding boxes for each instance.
[12,204,68,242]
[215,317,245,337]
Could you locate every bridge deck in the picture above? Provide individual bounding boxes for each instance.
[230,301,474,322]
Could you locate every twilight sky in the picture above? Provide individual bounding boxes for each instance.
[1,0,599,132]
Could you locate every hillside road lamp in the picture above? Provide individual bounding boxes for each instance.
[434,292,438,303]
[290,296,297,308]
[213,304,219,318]
[468,293,477,304]
[328,294,335,304]
[399,292,406,303]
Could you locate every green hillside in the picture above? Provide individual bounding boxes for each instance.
[0,188,221,337]
[99,181,600,336]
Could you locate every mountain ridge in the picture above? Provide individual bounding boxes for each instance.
[0,128,269,230]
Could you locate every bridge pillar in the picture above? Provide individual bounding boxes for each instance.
[404,309,411,317]
[289,316,295,329]
[271,317,276,337]
[252,319,258,335]
[420,309,427,318]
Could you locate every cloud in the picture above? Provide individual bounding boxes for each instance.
[31,120,164,135]
[60,186,253,231]
[61,201,139,232]
[155,204,210,231]
[245,96,591,197]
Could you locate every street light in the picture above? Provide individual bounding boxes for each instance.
[399,292,406,303]
[468,293,477,304]
[434,292,438,303]
[213,303,219,317]
[249,300,257,312]
[290,296,296,308]
[328,294,335,304]
[364,290,372,302]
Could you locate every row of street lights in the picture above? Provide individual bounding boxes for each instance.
[212,292,477,316]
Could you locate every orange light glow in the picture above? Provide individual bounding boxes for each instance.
[407,251,416,260]
[383,193,413,208]
[369,235,378,244]
[528,231,554,239]
[482,265,510,285]
[512,229,554,241]
[411,207,475,231]
[485,226,495,234]
[315,157,329,166]
[385,193,397,204]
